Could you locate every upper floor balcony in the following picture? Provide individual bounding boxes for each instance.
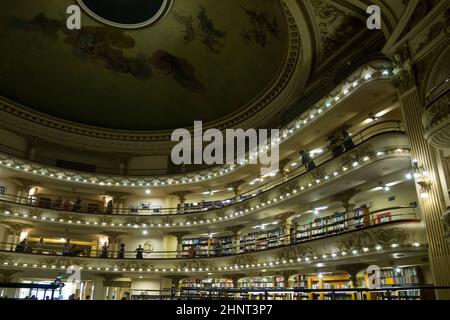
[0,121,410,233]
[0,207,426,277]
[0,62,395,188]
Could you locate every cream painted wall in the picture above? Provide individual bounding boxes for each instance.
[0,176,18,196]
[131,279,163,295]
[0,224,8,250]
[163,235,178,252]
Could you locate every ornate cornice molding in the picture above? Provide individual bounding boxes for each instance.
[0,2,300,151]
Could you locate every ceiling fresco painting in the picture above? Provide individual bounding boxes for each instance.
[0,0,289,131]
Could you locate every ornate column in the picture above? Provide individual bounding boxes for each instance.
[276,212,295,245]
[95,273,123,300]
[282,270,297,289]
[11,178,40,204]
[331,188,360,219]
[392,59,450,299]
[166,275,187,297]
[106,192,132,214]
[222,273,246,298]
[102,232,127,258]
[227,180,245,201]
[170,191,192,213]
[2,222,31,251]
[226,225,245,254]
[0,270,23,298]
[169,232,190,257]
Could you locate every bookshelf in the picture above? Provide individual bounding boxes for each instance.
[238,276,287,300]
[294,212,347,241]
[308,274,354,300]
[242,228,283,252]
[181,236,233,257]
[366,267,423,300]
[291,275,309,300]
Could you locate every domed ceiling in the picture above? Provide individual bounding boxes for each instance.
[0,0,290,131]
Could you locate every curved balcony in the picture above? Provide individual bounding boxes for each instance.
[0,205,420,258]
[423,77,450,151]
[0,63,394,186]
[0,214,426,276]
[0,127,411,231]
[0,120,407,219]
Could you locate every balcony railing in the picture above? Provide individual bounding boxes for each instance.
[128,286,448,301]
[0,206,420,260]
[0,283,447,300]
[0,121,406,217]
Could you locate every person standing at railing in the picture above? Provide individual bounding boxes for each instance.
[106,199,113,214]
[15,238,28,252]
[54,196,62,209]
[101,243,109,258]
[328,135,344,158]
[136,244,144,259]
[63,239,72,256]
[119,243,125,259]
[36,238,45,254]
[299,150,316,171]
[73,196,82,212]
[341,128,355,151]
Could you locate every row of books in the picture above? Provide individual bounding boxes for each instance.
[295,212,347,239]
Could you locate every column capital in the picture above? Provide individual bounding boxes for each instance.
[1,221,32,235]
[94,273,123,283]
[105,191,132,201]
[170,191,193,202]
[168,232,191,242]
[166,275,187,288]
[0,270,23,283]
[227,180,246,195]
[10,177,41,190]
[102,232,127,243]
[337,263,368,286]
[330,188,360,212]
[276,212,295,224]
[226,225,245,236]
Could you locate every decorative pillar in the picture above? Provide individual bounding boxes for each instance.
[330,188,360,219]
[103,232,127,258]
[223,273,246,298]
[106,192,132,214]
[169,232,190,257]
[276,212,295,245]
[0,270,23,298]
[392,60,450,299]
[226,225,245,254]
[171,191,192,213]
[95,273,123,300]
[2,222,31,251]
[227,180,245,201]
[166,275,187,297]
[11,178,40,204]
[282,270,297,290]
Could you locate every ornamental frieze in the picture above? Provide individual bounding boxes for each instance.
[336,228,410,252]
